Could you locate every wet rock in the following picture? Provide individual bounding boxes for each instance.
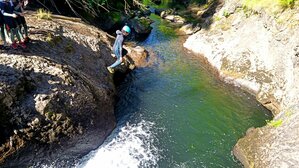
[127,46,147,67]
[160,9,175,18]
[143,8,152,16]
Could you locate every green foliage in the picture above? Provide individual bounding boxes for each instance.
[213,15,221,21]
[266,119,283,127]
[279,0,295,8]
[37,8,52,20]
[223,10,230,18]
[65,42,75,53]
[46,33,63,47]
[111,12,122,23]
[158,24,176,37]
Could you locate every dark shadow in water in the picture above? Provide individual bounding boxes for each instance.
[114,66,159,125]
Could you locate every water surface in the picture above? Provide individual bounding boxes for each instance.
[77,14,272,168]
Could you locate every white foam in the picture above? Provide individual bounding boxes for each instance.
[77,120,160,168]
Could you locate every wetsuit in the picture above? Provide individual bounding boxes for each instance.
[109,30,124,68]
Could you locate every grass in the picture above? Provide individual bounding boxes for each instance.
[65,42,75,53]
[266,119,283,127]
[46,33,63,47]
[36,8,52,20]
[279,0,296,8]
[223,10,230,18]
[213,15,221,21]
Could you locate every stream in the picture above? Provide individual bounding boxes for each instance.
[76,14,272,168]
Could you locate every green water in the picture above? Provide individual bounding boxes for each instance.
[112,15,272,167]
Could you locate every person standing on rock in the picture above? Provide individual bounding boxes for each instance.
[0,0,7,49]
[0,0,26,49]
[12,0,30,43]
[107,25,131,73]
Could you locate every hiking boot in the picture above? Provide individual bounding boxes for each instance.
[24,37,31,44]
[107,67,114,73]
[18,42,26,49]
[11,41,18,49]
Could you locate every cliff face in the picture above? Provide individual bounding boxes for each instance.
[184,0,299,167]
[0,13,147,166]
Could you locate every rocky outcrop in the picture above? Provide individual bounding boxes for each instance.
[0,12,148,166]
[184,0,299,167]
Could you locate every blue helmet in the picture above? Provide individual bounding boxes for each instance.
[122,25,131,34]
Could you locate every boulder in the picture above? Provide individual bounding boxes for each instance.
[160,9,175,18]
[180,23,202,35]
[164,15,186,24]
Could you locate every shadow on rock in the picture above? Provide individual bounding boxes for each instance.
[0,16,121,167]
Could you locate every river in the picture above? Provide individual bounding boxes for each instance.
[76,14,272,168]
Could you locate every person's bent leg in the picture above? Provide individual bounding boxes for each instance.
[14,27,22,42]
[109,57,123,68]
[17,25,24,39]
[10,28,17,49]
[23,24,28,37]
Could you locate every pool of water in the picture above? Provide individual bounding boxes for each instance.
[77,14,272,168]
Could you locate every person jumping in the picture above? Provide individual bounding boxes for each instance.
[107,25,131,74]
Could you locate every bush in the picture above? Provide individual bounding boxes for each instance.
[37,8,52,20]
[279,0,295,8]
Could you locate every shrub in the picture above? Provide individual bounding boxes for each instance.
[266,119,283,127]
[279,0,295,8]
[37,8,52,20]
